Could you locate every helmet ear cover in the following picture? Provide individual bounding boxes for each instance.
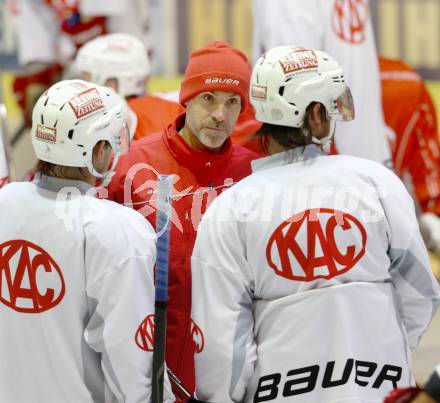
[31,79,129,183]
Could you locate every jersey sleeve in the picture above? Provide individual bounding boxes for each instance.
[83,209,174,402]
[253,0,323,60]
[406,86,440,214]
[378,166,440,351]
[191,192,257,402]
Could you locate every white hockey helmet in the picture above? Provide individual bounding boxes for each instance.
[74,33,149,97]
[31,79,129,180]
[250,46,354,129]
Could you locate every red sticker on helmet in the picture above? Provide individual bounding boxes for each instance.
[251,84,268,101]
[36,124,57,143]
[68,87,105,119]
[279,49,318,75]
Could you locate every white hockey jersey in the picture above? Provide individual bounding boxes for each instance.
[191,145,440,403]
[0,175,174,403]
[252,0,391,165]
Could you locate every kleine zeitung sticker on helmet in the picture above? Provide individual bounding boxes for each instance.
[251,84,268,101]
[279,49,319,75]
[68,88,105,119]
[36,124,57,143]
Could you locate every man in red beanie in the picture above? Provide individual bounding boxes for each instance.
[106,41,258,399]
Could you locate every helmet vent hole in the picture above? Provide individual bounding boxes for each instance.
[295,111,299,115]
[40,114,44,124]
[83,152,87,156]
[54,120,58,128]
[43,98,49,107]
[68,129,74,140]
[323,58,329,61]
[103,111,108,115]
[279,86,285,96]
[59,103,66,111]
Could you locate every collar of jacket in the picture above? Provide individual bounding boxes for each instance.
[34,172,94,195]
[251,143,325,172]
[163,112,235,171]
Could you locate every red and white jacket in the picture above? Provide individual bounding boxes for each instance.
[107,112,258,397]
[192,144,440,403]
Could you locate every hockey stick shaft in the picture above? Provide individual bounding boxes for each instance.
[152,175,173,403]
[167,368,192,399]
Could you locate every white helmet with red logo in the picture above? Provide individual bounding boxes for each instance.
[250,46,354,132]
[74,33,149,97]
[31,79,129,180]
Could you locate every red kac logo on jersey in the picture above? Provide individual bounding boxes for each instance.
[266,209,366,282]
[135,315,205,353]
[191,320,205,353]
[135,314,155,352]
[0,240,65,313]
[332,0,369,44]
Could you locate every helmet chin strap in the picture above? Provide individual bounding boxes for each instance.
[311,118,336,153]
[85,160,117,189]
[98,171,116,188]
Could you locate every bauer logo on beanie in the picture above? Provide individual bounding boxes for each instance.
[179,41,251,111]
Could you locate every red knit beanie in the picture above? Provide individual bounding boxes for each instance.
[179,41,251,111]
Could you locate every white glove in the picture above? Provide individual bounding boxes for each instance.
[419,212,440,254]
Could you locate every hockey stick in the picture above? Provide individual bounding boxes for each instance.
[152,174,173,403]
[166,367,192,399]
[166,368,207,402]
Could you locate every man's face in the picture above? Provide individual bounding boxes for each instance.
[185,91,242,151]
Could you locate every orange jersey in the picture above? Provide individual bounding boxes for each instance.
[128,95,184,140]
[380,57,440,214]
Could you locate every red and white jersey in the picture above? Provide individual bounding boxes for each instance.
[128,95,184,140]
[252,0,391,165]
[379,57,440,215]
[7,0,148,66]
[0,176,174,403]
[192,144,440,403]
